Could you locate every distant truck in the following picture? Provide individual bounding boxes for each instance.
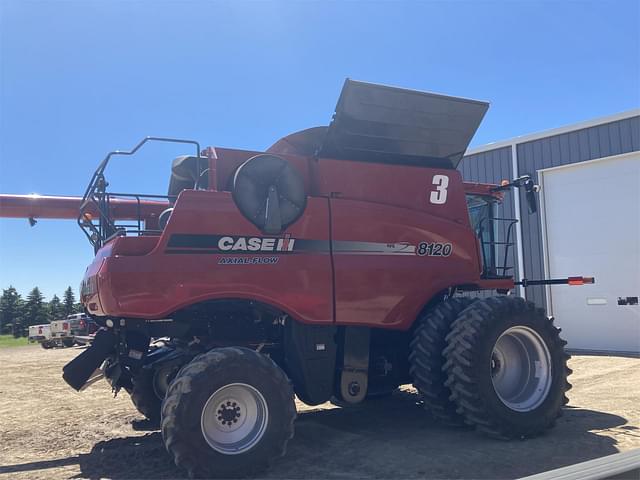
[50,319,76,347]
[28,324,53,349]
[67,312,98,345]
[48,313,97,348]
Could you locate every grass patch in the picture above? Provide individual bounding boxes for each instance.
[0,335,30,348]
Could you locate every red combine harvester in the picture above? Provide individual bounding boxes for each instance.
[0,80,594,478]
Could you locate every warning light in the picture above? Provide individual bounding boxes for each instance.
[568,276,594,286]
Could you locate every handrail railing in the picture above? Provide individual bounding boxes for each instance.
[78,137,202,251]
[477,216,518,279]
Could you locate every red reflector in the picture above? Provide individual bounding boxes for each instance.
[568,277,584,285]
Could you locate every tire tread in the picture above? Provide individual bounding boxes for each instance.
[161,347,296,478]
[409,297,475,425]
[443,296,572,439]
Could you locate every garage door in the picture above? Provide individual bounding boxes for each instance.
[541,152,640,354]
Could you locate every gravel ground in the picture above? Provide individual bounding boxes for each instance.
[0,345,638,479]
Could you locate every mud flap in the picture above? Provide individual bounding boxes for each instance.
[283,320,337,405]
[62,329,116,391]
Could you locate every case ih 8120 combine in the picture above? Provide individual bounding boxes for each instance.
[0,80,593,478]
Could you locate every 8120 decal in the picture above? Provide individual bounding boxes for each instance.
[416,242,452,257]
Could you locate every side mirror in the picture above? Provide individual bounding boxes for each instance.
[493,175,539,215]
[526,189,537,214]
[523,177,539,214]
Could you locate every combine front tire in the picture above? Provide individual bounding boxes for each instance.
[409,297,474,425]
[161,347,296,478]
[443,296,571,439]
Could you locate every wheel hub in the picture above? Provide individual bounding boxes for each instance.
[201,383,269,455]
[217,401,242,427]
[490,326,552,412]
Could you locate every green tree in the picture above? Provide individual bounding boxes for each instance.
[0,286,24,336]
[24,287,48,332]
[48,294,64,321]
[63,287,76,317]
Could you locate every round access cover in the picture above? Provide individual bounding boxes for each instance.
[232,154,306,234]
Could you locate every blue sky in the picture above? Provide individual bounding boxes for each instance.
[0,0,638,299]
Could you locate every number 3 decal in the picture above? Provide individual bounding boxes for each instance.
[430,174,449,204]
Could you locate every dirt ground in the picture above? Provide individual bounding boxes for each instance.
[0,345,638,480]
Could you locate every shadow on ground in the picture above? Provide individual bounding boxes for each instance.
[0,391,633,479]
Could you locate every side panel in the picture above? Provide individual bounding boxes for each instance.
[330,174,482,330]
[316,159,470,224]
[95,190,333,324]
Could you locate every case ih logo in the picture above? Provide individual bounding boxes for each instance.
[165,233,299,255]
[218,235,295,253]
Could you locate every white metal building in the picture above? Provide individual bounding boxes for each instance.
[460,110,640,354]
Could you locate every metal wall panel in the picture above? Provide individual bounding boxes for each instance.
[457,147,518,298]
[516,116,640,308]
[459,115,640,308]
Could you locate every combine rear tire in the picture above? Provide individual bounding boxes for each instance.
[130,362,179,422]
[162,347,296,478]
[443,296,571,439]
[131,368,162,422]
[409,297,475,425]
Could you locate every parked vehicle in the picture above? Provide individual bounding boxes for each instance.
[49,318,75,347]
[28,324,54,349]
[67,312,99,345]
[66,313,98,335]
[0,80,594,478]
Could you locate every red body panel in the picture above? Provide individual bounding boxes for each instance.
[319,161,484,329]
[88,191,333,324]
[75,149,513,331]
[330,198,481,329]
[0,147,513,330]
[316,159,471,224]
